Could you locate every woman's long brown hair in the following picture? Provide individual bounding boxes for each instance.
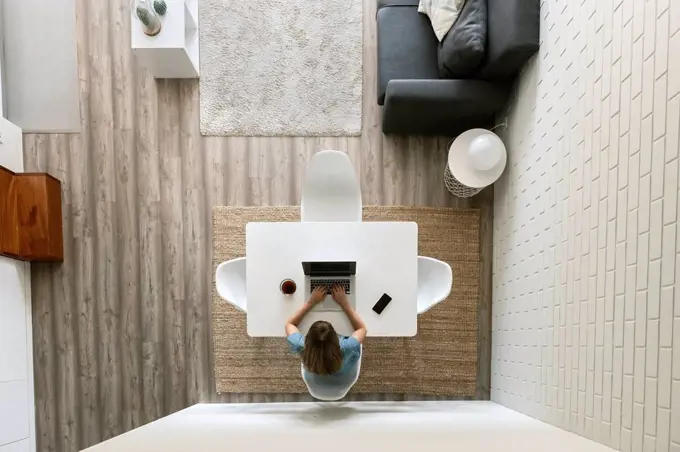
[302,321,343,375]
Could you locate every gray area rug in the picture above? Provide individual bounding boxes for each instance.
[199,0,363,137]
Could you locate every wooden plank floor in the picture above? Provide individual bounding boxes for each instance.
[22,0,493,450]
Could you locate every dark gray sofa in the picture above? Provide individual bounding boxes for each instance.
[377,0,540,135]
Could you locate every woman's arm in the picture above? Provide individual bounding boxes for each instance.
[331,285,367,343]
[284,286,327,335]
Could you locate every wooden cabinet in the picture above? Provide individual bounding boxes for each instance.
[0,165,63,262]
[0,166,19,257]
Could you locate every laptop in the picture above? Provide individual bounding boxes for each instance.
[302,261,357,312]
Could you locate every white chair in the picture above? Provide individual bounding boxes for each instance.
[215,257,247,313]
[417,256,453,315]
[301,150,362,222]
[301,346,362,401]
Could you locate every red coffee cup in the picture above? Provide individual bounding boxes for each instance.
[280,279,296,295]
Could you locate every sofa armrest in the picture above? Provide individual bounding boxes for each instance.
[477,0,540,80]
[377,0,420,12]
[382,79,510,135]
[384,79,509,108]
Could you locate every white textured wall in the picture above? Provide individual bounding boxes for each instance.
[492,0,680,451]
[0,0,5,118]
[1,0,80,132]
[0,118,35,452]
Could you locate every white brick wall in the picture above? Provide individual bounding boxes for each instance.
[492,0,680,450]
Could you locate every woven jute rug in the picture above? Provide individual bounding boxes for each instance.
[212,206,480,396]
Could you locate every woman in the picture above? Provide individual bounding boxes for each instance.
[285,284,367,400]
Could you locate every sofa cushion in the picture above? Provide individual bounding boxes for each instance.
[437,0,486,78]
[475,0,540,80]
[417,0,466,41]
[377,4,440,105]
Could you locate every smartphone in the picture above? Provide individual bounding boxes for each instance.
[372,293,392,314]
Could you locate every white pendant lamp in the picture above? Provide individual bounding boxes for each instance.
[444,128,507,198]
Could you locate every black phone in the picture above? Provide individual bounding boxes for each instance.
[372,293,392,314]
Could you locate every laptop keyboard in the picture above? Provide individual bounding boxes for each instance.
[310,279,351,295]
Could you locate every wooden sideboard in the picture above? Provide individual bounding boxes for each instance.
[0,165,63,262]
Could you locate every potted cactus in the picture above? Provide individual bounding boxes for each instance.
[133,0,161,36]
[153,0,168,16]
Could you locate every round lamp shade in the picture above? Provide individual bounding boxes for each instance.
[448,129,507,189]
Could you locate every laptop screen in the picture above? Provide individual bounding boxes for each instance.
[302,261,357,276]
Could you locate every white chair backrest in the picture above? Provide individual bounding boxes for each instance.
[302,345,363,401]
[417,256,452,315]
[301,150,362,222]
[215,257,247,313]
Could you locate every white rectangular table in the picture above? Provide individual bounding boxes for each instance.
[245,222,418,337]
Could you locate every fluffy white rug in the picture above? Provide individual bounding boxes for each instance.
[199,0,363,137]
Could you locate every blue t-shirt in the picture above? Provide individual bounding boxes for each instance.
[287,332,361,389]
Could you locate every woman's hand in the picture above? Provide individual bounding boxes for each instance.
[308,286,327,305]
[331,284,366,343]
[331,284,349,306]
[286,286,326,334]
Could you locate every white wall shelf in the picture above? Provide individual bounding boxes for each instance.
[131,0,199,78]
[79,402,616,452]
